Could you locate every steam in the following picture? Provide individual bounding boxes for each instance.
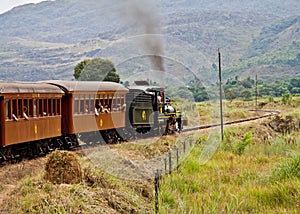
[122,0,165,72]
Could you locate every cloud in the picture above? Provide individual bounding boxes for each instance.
[0,0,48,14]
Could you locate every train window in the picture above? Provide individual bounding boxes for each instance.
[12,99,18,119]
[53,99,57,115]
[108,94,113,109]
[35,100,39,117]
[56,99,61,115]
[32,99,37,117]
[5,100,12,120]
[38,99,43,116]
[48,99,53,116]
[85,95,90,114]
[79,95,85,114]
[99,95,103,105]
[103,95,107,105]
[23,99,29,118]
[90,95,95,113]
[18,99,23,118]
[112,96,116,111]
[120,95,123,106]
[29,99,33,117]
[43,99,48,116]
[74,96,79,114]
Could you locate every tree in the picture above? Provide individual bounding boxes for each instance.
[73,59,90,80]
[103,68,120,83]
[225,88,237,102]
[73,58,120,82]
[241,89,252,101]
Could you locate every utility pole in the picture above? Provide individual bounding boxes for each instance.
[218,48,224,141]
[255,73,258,109]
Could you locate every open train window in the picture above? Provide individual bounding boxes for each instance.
[17,99,23,118]
[12,99,18,119]
[23,99,29,119]
[112,95,117,111]
[5,100,12,120]
[29,99,37,117]
[55,99,61,115]
[108,94,113,110]
[85,95,90,114]
[48,99,53,116]
[33,99,37,117]
[99,94,104,105]
[38,99,44,116]
[28,99,33,117]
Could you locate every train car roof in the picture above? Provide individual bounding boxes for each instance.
[0,81,64,94]
[127,85,164,92]
[44,80,128,93]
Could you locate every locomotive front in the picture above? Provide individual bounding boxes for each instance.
[126,81,182,138]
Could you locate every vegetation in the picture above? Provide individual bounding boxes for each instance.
[178,76,300,102]
[158,104,300,213]
[73,58,120,82]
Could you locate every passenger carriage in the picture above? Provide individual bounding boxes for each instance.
[0,81,64,160]
[46,81,128,143]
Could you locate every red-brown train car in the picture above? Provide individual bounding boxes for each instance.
[46,81,128,143]
[0,81,64,150]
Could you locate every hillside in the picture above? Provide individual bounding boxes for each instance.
[0,0,299,84]
[223,16,300,81]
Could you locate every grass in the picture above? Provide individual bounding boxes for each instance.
[158,98,300,213]
[159,143,299,213]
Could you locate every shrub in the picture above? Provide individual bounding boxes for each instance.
[235,131,252,155]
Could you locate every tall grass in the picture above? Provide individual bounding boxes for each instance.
[158,127,300,213]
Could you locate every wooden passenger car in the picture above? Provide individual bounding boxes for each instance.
[46,81,128,135]
[0,81,64,147]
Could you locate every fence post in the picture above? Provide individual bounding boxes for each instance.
[154,170,160,214]
[169,151,172,174]
[176,147,179,170]
[164,158,167,174]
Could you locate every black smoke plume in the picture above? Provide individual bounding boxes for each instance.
[122,0,165,72]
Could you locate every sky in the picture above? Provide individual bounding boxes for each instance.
[0,0,50,14]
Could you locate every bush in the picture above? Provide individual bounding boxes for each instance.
[235,132,252,155]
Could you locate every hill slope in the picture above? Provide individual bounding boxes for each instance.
[0,0,299,83]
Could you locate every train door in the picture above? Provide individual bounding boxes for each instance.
[0,96,4,146]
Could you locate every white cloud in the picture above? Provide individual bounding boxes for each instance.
[0,0,49,14]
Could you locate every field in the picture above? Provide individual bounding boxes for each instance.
[0,97,299,213]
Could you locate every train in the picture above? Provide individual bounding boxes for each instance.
[0,80,182,163]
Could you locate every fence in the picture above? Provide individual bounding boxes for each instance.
[153,135,198,213]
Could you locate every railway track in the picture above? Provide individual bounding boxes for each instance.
[182,109,280,132]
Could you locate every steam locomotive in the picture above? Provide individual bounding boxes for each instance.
[0,80,182,162]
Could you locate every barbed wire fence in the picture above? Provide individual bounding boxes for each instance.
[153,135,199,213]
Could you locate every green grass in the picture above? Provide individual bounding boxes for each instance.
[158,128,300,213]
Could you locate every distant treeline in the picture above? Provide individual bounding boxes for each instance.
[167,77,300,102]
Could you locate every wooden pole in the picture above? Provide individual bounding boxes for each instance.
[218,49,224,141]
[255,73,258,109]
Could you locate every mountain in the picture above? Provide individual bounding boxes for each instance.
[223,16,300,81]
[0,0,299,85]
